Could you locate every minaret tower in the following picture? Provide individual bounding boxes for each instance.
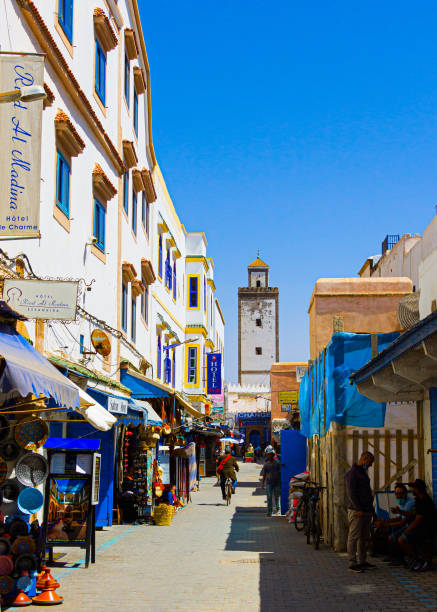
[238,254,279,385]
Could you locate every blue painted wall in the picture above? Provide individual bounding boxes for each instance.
[280,430,307,514]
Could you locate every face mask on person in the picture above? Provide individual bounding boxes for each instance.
[395,498,404,505]
[362,465,368,470]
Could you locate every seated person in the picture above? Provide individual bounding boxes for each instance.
[161,484,183,509]
[375,483,414,564]
[397,479,436,571]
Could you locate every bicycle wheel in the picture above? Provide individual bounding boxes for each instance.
[313,510,321,550]
[306,505,312,545]
[226,482,232,505]
[294,498,306,532]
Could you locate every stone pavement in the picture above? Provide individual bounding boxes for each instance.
[14,462,437,611]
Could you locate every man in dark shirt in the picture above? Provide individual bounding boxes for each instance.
[261,450,281,516]
[345,451,376,572]
[397,478,436,570]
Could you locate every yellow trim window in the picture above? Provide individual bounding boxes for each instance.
[185,343,200,385]
[187,275,200,310]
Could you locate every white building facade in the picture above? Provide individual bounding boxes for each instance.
[0,0,224,414]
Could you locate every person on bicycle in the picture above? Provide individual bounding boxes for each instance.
[261,449,281,516]
[217,445,239,501]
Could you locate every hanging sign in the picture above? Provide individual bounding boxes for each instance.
[108,397,128,415]
[207,352,222,395]
[0,53,45,239]
[3,278,79,320]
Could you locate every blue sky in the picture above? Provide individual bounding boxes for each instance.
[140,1,437,382]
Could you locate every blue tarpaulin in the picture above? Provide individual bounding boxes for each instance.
[0,323,80,409]
[299,332,399,438]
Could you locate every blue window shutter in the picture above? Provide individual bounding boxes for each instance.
[122,282,128,332]
[132,189,137,235]
[158,235,163,277]
[59,0,73,43]
[141,192,145,226]
[172,351,175,387]
[93,201,98,240]
[95,40,106,104]
[100,205,105,250]
[56,153,61,204]
[123,171,129,213]
[102,50,106,103]
[133,90,138,134]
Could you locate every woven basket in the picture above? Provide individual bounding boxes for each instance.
[153,504,174,526]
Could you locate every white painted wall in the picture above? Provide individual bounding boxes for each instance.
[240,297,276,386]
[0,1,225,399]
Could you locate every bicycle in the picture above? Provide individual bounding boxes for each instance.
[294,483,312,532]
[306,483,325,549]
[225,477,233,505]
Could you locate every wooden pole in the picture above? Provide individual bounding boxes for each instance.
[331,421,347,551]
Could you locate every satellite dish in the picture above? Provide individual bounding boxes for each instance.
[91,329,111,356]
[397,292,420,330]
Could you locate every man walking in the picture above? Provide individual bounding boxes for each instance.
[345,451,376,572]
[261,449,281,516]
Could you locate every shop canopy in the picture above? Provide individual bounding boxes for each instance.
[45,438,101,451]
[0,323,80,409]
[220,436,244,445]
[86,388,146,427]
[350,309,437,402]
[175,392,205,420]
[120,368,170,399]
[132,399,162,425]
[75,386,117,432]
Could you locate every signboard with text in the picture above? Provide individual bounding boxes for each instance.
[3,279,79,320]
[0,53,45,239]
[108,397,128,415]
[278,390,298,403]
[207,352,222,395]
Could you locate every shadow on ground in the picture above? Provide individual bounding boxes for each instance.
[223,479,425,612]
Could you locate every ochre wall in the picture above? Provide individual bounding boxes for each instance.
[308,277,413,359]
[270,362,306,420]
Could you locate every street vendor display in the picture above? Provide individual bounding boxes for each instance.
[0,419,50,606]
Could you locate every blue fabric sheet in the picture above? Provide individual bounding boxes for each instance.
[299,332,399,438]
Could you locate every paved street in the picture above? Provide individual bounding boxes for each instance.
[30,462,437,612]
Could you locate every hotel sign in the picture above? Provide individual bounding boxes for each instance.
[207,353,222,395]
[3,279,79,320]
[0,53,45,239]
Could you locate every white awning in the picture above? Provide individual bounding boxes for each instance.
[133,399,162,425]
[75,386,117,432]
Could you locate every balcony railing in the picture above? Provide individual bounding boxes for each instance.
[382,234,400,255]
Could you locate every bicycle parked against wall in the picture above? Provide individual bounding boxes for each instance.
[294,480,325,549]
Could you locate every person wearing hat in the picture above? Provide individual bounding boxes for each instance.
[217,445,239,501]
[397,479,436,571]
